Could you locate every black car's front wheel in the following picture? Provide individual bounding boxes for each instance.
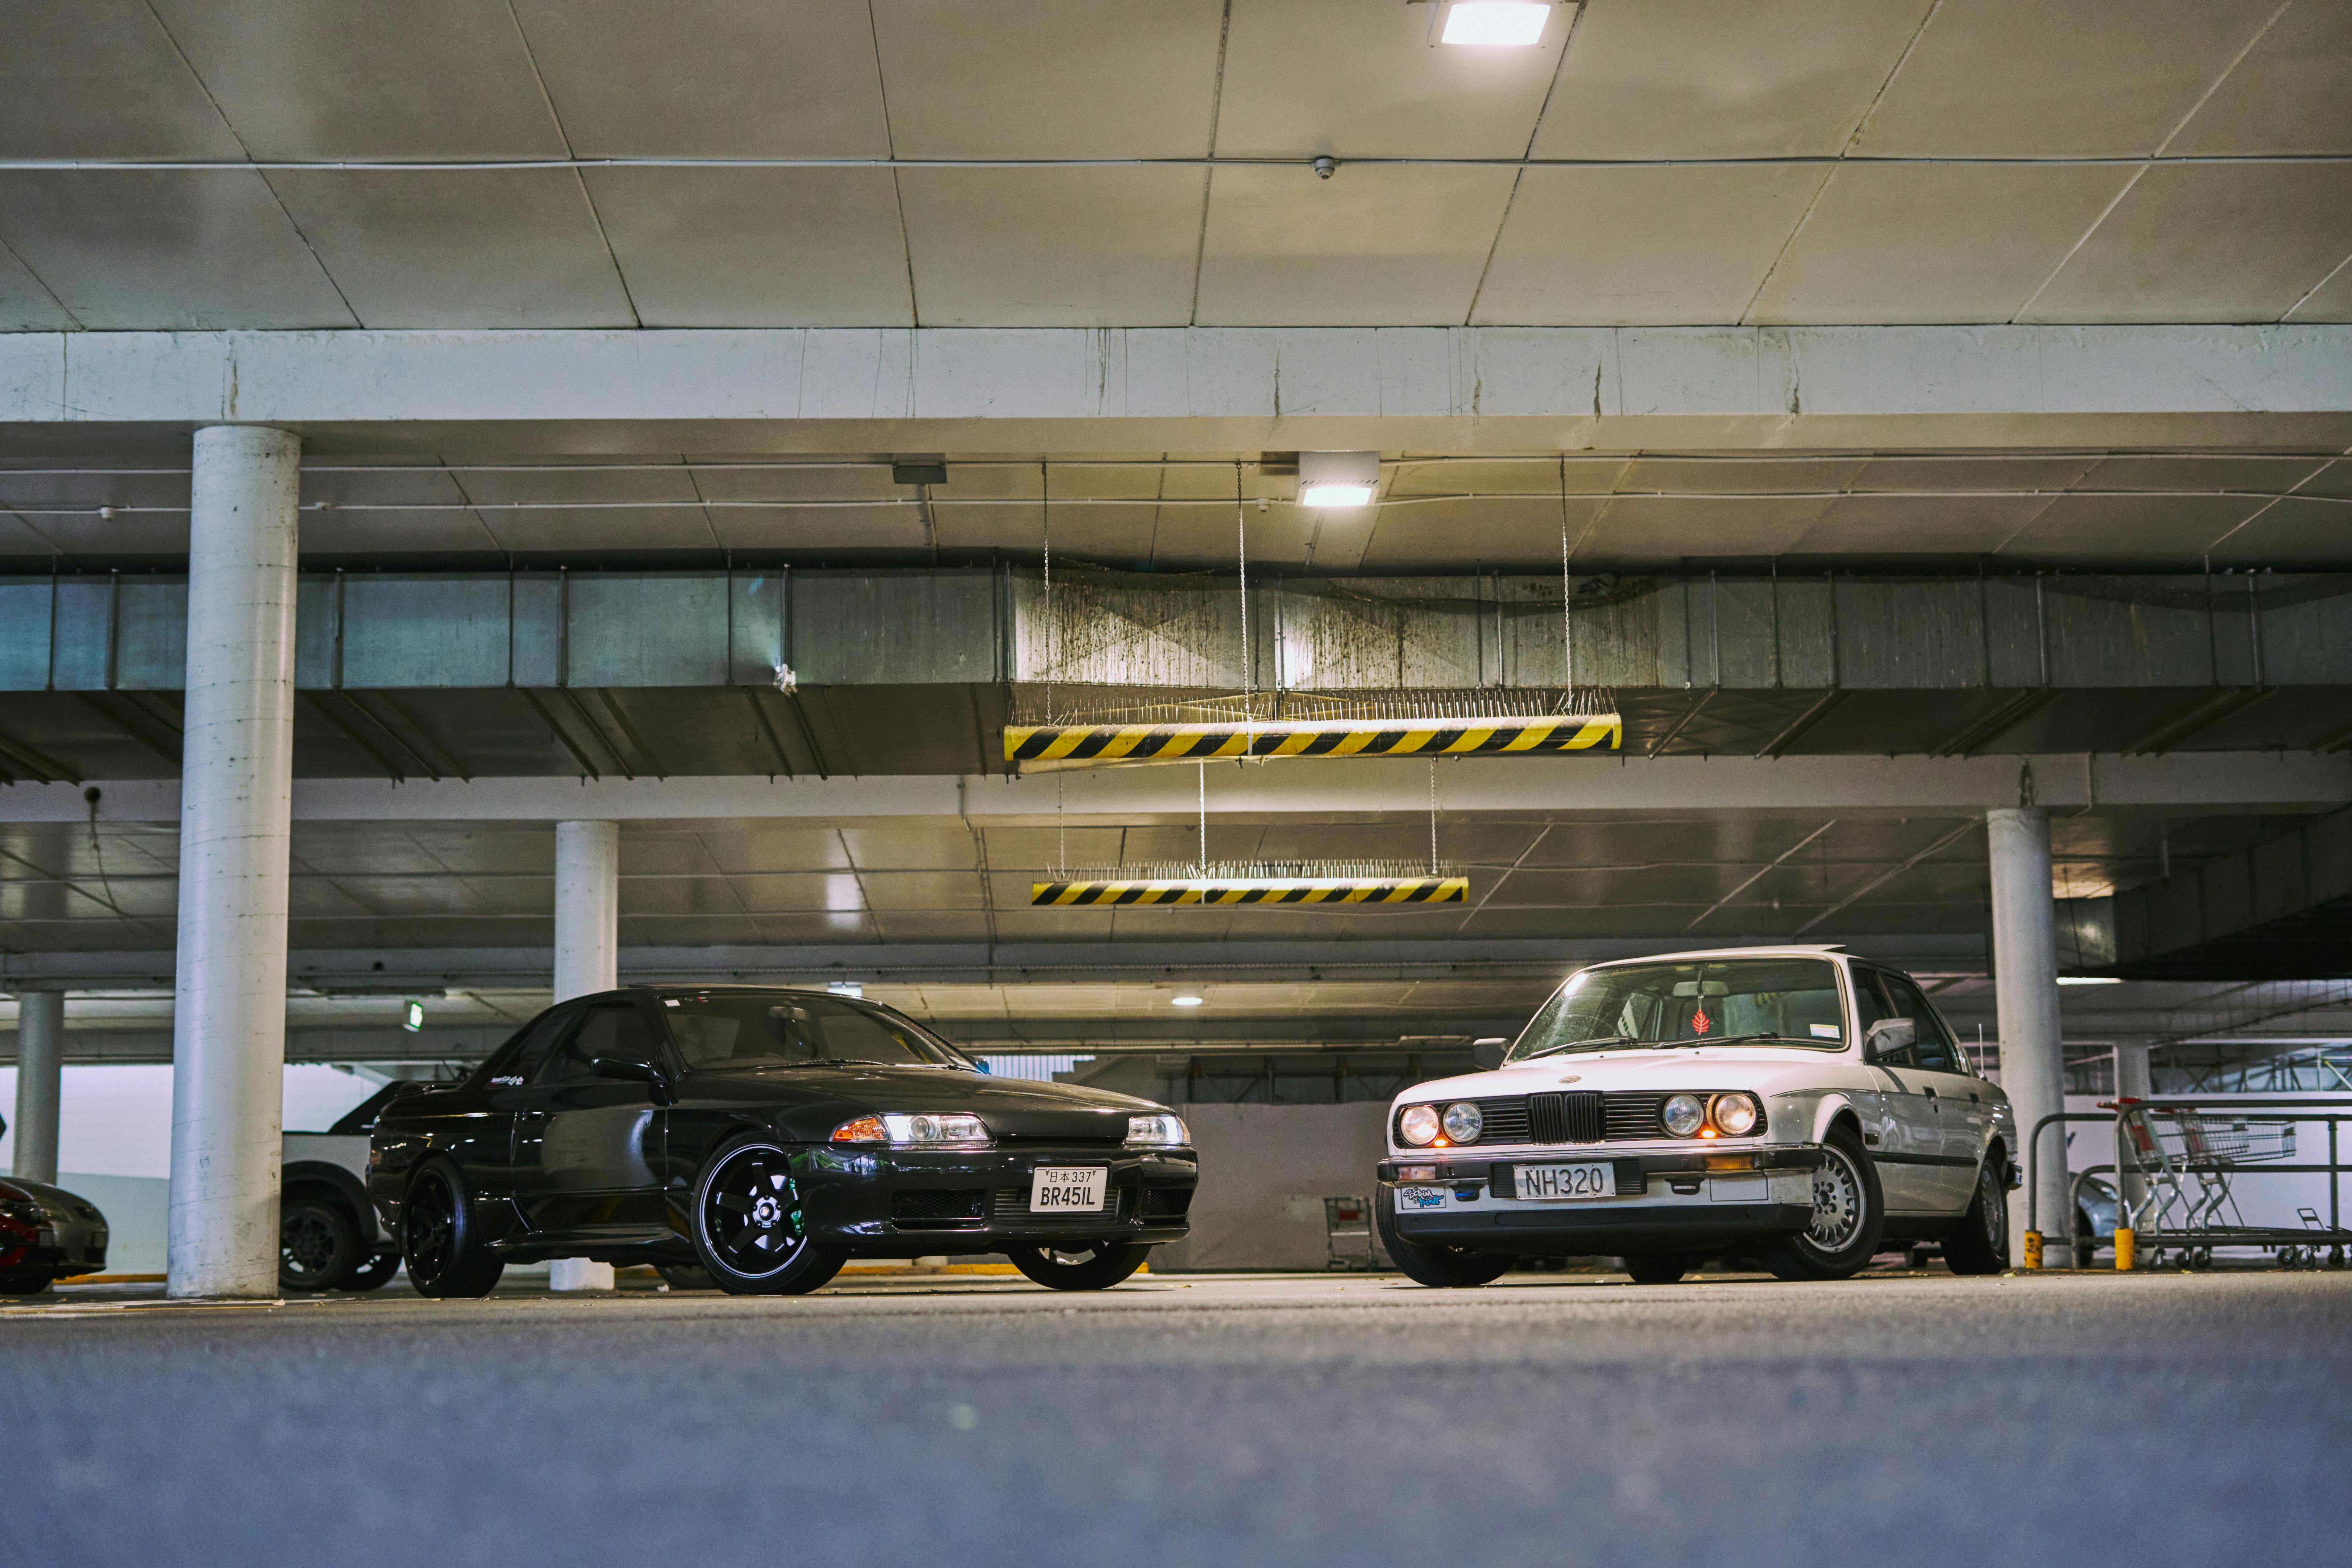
[1004,1241,1151,1290]
[691,1138,844,1296]
[402,1158,505,1298]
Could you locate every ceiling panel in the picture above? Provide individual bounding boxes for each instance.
[147,0,567,159]
[1214,0,1568,158]
[514,0,889,156]
[300,509,505,561]
[1357,497,1606,570]
[870,0,1223,157]
[1196,165,1518,326]
[1388,457,1630,496]
[1616,458,1871,495]
[1747,164,2133,324]
[1571,495,1837,562]
[1846,456,2100,492]
[584,168,912,327]
[1529,0,1931,159]
[1852,0,2277,156]
[0,0,244,158]
[2022,163,2352,323]
[453,462,715,556]
[1474,165,1822,325]
[2073,455,2330,493]
[1787,492,2064,557]
[2204,497,2352,566]
[899,169,1202,326]
[0,171,356,329]
[2288,256,2352,322]
[268,170,635,329]
[0,241,78,329]
[2169,2,2352,155]
[1993,492,2270,563]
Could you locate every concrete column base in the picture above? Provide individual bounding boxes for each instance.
[549,1259,616,1291]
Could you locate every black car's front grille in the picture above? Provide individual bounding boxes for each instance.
[891,1189,985,1226]
[991,1187,1132,1224]
[1140,1187,1194,1219]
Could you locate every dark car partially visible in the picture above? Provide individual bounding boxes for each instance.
[0,1177,109,1294]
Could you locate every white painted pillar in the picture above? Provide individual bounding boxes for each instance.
[167,425,300,1298]
[550,818,619,1291]
[11,990,65,1184]
[1988,805,2067,1263]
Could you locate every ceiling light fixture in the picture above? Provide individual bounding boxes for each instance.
[1172,994,1205,1007]
[2056,976,2123,986]
[1298,450,1379,509]
[1441,2,1554,47]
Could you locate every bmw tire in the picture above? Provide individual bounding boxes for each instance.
[1763,1123,1885,1282]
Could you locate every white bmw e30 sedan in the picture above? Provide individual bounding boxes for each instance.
[1375,946,2017,1286]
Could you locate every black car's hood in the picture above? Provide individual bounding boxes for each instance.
[680,1063,1163,1144]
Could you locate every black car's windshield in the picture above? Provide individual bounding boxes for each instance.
[1506,958,1847,1062]
[662,993,973,1071]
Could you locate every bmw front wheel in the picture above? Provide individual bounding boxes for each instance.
[1762,1124,1884,1281]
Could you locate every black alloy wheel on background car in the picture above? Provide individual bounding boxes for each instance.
[656,1264,717,1291]
[278,1196,361,1292]
[1941,1155,2011,1276]
[1003,1240,1152,1291]
[1373,1187,1514,1288]
[690,1138,845,1296]
[402,1158,505,1298]
[342,1251,401,1291]
[1762,1123,1884,1281]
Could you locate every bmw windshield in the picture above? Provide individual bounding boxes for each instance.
[1505,958,1848,1062]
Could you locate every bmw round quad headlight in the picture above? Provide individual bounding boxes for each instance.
[1661,1093,1707,1138]
[1711,1092,1762,1137]
[1398,1104,1443,1146]
[1441,1101,1484,1144]
[829,1112,992,1148]
[1126,1113,1190,1148]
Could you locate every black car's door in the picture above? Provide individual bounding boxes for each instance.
[444,1004,582,1205]
[509,997,671,1243]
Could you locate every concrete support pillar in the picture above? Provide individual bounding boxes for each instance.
[11,990,65,1184]
[167,425,301,1299]
[550,819,619,1292]
[1988,806,2067,1263]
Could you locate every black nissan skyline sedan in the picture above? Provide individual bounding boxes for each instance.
[366,986,1197,1296]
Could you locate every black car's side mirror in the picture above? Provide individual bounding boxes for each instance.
[1863,1017,1916,1064]
[1471,1038,1510,1071]
[592,1058,677,1105]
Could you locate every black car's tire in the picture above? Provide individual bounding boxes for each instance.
[1763,1124,1885,1282]
[690,1138,844,1296]
[279,1195,362,1293]
[656,1263,717,1291]
[1942,1155,2011,1276]
[343,1250,401,1291]
[1624,1253,1691,1284]
[1003,1241,1152,1291]
[402,1158,506,1298]
[1375,1187,1513,1288]
[0,1269,53,1295]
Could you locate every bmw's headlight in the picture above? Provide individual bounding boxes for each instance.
[1398,1104,1442,1146]
[1441,1102,1483,1143]
[1711,1092,1762,1137]
[829,1112,992,1148]
[1126,1113,1190,1148]
[1661,1093,1707,1138]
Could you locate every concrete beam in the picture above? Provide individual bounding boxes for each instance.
[6,327,2349,451]
[3,752,2342,826]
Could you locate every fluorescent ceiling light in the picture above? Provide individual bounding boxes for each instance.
[1298,450,1379,508]
[1442,2,1551,46]
[2055,976,2123,986]
[1172,994,1205,1007]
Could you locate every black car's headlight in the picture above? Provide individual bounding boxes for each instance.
[1125,1114,1189,1148]
[830,1113,993,1150]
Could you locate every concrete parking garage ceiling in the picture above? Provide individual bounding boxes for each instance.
[0,1,2347,333]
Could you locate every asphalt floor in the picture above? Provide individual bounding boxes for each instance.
[5,1265,2348,1568]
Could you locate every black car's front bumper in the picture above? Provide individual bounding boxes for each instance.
[1378,1145,1822,1255]
[800,1144,1198,1255]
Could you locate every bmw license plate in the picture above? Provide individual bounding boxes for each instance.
[1514,1163,1616,1201]
[1031,1166,1108,1211]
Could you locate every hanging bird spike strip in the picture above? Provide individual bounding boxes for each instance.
[1005,710,1621,767]
[1032,873,1468,906]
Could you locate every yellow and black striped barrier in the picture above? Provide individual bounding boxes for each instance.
[1005,713,1621,767]
[1032,876,1467,906]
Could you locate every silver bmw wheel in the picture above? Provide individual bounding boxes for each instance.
[1806,1144,1865,1253]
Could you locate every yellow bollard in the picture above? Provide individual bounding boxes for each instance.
[2115,1227,2135,1271]
[2021,1230,2044,1269]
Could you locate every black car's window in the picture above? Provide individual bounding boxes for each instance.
[1506,958,1848,1060]
[539,1002,665,1088]
[473,1006,578,1088]
[664,994,965,1070]
[1872,971,1960,1073]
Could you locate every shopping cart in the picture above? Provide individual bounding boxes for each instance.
[2114,1102,2326,1269]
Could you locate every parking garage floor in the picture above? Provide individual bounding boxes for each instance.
[6,1269,2347,1567]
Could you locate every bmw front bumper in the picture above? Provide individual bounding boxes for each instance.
[1378,1145,1824,1255]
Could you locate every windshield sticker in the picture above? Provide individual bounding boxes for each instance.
[1811,1024,1841,1039]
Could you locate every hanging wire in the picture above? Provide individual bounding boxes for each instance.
[1560,453,1575,692]
[1428,756,1439,876]
[1235,459,1252,730]
[1198,759,1208,873]
[1042,459,1054,724]
[1056,770,1066,876]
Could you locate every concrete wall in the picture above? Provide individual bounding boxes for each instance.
[1151,1102,1392,1273]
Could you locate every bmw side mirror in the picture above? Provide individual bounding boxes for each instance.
[1862,1017,1916,1063]
[592,1057,677,1105]
[1471,1037,1509,1071]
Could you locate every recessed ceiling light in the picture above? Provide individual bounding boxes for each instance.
[1298,450,1379,508]
[2056,976,2122,986]
[1442,2,1552,47]
[1172,994,1205,1007]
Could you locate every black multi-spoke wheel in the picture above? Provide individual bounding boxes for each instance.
[278,1196,360,1292]
[343,1250,401,1291]
[1004,1240,1152,1291]
[690,1139,843,1296]
[1763,1123,1884,1281]
[402,1158,504,1298]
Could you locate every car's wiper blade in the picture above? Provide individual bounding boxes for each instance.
[1522,1035,1635,1060]
[1666,1032,1807,1048]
